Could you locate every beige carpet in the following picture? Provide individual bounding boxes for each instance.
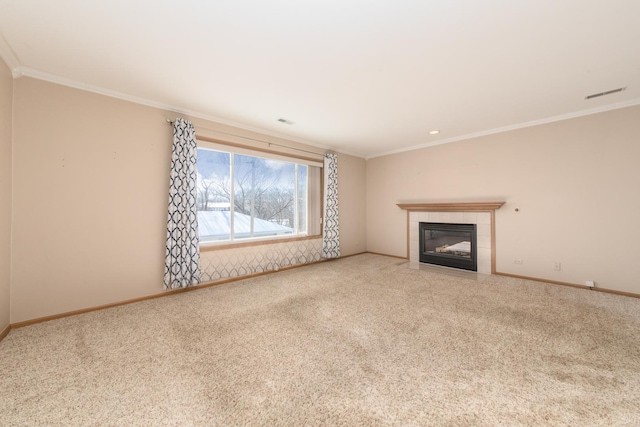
[1,254,640,426]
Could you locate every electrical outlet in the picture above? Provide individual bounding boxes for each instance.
[513,259,523,264]
[586,280,595,288]
[554,262,561,271]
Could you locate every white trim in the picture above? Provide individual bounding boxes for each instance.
[367,98,640,159]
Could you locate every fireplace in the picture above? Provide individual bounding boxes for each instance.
[419,222,477,271]
[398,202,504,275]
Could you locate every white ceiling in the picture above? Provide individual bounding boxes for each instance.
[1,1,639,158]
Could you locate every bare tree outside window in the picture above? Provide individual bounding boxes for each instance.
[196,150,230,210]
[196,148,308,241]
[234,155,296,231]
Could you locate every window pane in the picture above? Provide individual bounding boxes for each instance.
[233,154,295,239]
[196,148,231,241]
[195,143,321,243]
[297,165,307,234]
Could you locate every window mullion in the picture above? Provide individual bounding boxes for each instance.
[230,153,235,242]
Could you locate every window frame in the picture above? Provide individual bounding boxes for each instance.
[196,136,324,249]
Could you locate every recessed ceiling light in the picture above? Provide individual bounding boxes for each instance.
[277,118,295,125]
[429,130,440,135]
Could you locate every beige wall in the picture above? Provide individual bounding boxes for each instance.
[337,153,367,256]
[367,105,640,294]
[0,58,12,332]
[10,77,368,323]
[11,78,171,322]
[12,71,636,323]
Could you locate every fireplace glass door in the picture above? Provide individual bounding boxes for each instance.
[419,222,477,271]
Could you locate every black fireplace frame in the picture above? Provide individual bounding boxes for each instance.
[419,222,477,271]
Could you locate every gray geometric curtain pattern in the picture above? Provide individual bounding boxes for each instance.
[164,118,201,289]
[322,153,340,259]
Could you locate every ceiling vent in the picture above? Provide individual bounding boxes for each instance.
[585,87,626,100]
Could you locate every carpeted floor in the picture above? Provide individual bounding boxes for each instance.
[1,254,640,426]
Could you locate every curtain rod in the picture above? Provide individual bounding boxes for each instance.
[166,119,326,157]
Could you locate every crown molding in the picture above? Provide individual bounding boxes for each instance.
[367,97,640,159]
[15,66,365,158]
[13,61,634,162]
[0,32,20,75]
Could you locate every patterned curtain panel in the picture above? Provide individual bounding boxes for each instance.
[164,118,201,289]
[322,153,341,258]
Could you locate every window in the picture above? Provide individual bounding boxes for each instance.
[196,140,322,244]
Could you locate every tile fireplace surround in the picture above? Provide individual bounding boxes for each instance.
[397,202,505,274]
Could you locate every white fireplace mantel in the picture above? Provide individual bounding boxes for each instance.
[398,202,505,274]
